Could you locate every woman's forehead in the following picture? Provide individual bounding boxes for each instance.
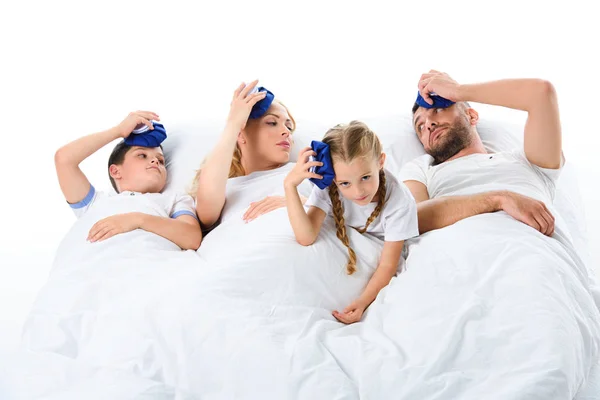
[266,102,290,119]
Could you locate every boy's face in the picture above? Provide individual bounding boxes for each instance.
[110,146,167,193]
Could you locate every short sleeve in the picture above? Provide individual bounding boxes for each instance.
[511,149,565,199]
[305,185,333,215]
[170,193,199,221]
[382,181,420,242]
[399,155,431,186]
[511,149,565,184]
[68,184,100,218]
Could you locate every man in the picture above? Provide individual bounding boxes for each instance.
[401,70,563,236]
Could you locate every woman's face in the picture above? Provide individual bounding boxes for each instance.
[239,102,294,169]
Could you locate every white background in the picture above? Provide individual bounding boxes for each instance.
[1,0,598,360]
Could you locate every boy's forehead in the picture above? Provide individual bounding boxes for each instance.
[131,146,164,154]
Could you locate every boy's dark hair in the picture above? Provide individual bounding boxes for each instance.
[108,141,163,193]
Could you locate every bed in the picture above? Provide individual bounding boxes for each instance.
[5,113,600,399]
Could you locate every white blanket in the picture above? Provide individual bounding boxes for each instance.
[12,166,600,399]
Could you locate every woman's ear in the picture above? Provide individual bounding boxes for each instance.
[109,164,121,179]
[378,153,386,169]
[237,131,247,145]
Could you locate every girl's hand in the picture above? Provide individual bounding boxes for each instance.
[87,212,144,242]
[332,300,366,324]
[116,111,160,138]
[284,147,323,189]
[226,80,268,132]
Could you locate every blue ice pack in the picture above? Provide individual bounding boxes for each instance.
[309,140,335,190]
[249,86,275,119]
[415,91,455,109]
[124,121,167,148]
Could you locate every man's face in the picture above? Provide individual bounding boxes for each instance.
[412,105,473,164]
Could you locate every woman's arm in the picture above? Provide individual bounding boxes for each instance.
[195,81,266,227]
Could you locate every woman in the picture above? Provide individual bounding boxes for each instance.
[191,80,307,231]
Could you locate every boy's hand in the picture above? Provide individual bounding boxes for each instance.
[87,212,144,242]
[332,300,366,324]
[116,111,160,138]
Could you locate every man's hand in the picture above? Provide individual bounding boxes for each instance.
[418,70,462,104]
[499,191,555,236]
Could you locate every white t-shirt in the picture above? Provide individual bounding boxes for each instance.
[400,150,564,205]
[220,163,313,224]
[69,185,198,221]
[305,169,419,242]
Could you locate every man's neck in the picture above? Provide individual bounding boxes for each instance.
[443,133,487,164]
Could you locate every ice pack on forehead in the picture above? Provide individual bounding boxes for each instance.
[248,86,275,119]
[124,121,167,148]
[415,91,455,109]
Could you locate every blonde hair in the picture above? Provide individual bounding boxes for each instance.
[323,121,386,275]
[188,99,295,197]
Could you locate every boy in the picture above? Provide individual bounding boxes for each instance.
[54,110,202,250]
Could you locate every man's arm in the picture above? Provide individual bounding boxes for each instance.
[404,181,555,236]
[459,79,561,169]
[419,71,562,169]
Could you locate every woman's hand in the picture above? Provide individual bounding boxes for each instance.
[284,147,323,189]
[242,195,308,223]
[226,80,267,132]
[115,111,160,138]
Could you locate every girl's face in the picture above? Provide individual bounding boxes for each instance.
[239,102,295,169]
[333,154,385,206]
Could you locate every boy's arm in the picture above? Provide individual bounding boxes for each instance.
[55,111,159,203]
[88,213,202,250]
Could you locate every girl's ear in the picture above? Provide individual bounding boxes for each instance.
[378,153,386,169]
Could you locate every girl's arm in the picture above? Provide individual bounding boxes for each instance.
[195,81,267,228]
[55,111,159,204]
[284,147,325,246]
[333,240,404,324]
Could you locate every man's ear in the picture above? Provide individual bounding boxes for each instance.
[379,152,386,169]
[466,107,479,126]
[109,164,121,179]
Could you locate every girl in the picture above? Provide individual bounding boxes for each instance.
[284,121,419,324]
